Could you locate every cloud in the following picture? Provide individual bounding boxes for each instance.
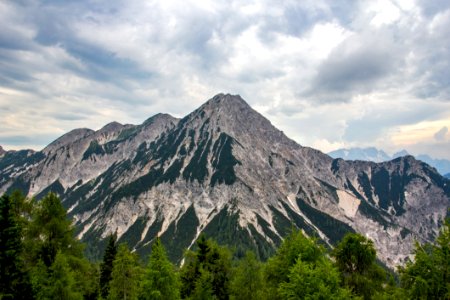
[0,0,449,159]
[434,126,448,141]
[304,31,402,102]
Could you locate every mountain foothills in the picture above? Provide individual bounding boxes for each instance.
[329,147,450,175]
[0,94,449,269]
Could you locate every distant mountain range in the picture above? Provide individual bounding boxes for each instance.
[1,94,449,269]
[328,148,450,175]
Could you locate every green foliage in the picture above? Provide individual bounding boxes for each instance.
[0,194,33,299]
[140,238,180,300]
[3,190,450,300]
[278,257,352,299]
[27,192,84,267]
[180,235,232,300]
[333,233,386,299]
[100,233,118,299]
[24,192,97,299]
[265,229,329,299]
[108,244,142,300]
[39,252,83,300]
[229,251,265,300]
[399,219,450,299]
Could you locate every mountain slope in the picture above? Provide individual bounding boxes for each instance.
[1,94,449,268]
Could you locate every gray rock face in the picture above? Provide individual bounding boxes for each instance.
[0,145,5,157]
[1,94,449,268]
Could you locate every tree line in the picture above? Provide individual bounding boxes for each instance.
[0,191,449,299]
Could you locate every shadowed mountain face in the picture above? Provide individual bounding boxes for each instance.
[1,94,449,268]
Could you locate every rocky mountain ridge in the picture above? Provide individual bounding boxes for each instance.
[1,94,449,268]
[329,147,450,175]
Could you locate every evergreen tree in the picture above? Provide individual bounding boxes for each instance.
[333,233,386,299]
[399,219,450,299]
[39,252,83,300]
[229,251,265,300]
[25,192,97,299]
[140,238,180,300]
[108,244,142,300]
[265,229,323,299]
[278,256,352,299]
[180,235,231,300]
[27,192,83,267]
[190,267,215,300]
[0,194,33,300]
[100,232,118,299]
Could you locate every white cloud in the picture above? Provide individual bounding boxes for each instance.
[0,0,449,159]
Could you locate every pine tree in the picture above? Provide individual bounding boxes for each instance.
[25,192,97,299]
[100,233,118,299]
[333,233,386,299]
[180,235,231,300]
[39,252,83,300]
[0,194,32,299]
[27,192,83,267]
[140,238,180,300]
[278,256,352,299]
[399,219,450,299]
[264,229,323,299]
[229,251,265,300]
[108,244,142,300]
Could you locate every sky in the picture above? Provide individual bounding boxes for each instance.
[1,0,450,159]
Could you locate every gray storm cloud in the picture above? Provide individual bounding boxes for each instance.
[0,0,449,159]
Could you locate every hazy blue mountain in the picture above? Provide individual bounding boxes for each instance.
[328,147,391,162]
[393,150,410,158]
[416,154,450,176]
[1,94,449,269]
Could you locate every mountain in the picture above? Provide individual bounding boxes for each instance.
[415,154,450,176]
[1,94,449,269]
[329,148,450,175]
[445,173,450,179]
[0,145,5,157]
[392,150,410,159]
[328,147,391,163]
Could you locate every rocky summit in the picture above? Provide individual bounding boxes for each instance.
[1,93,449,268]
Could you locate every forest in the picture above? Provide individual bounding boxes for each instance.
[0,191,448,300]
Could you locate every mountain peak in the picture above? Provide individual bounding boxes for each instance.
[184,93,296,149]
[43,128,95,154]
[0,145,5,156]
[201,93,251,114]
[143,113,178,127]
[98,122,124,134]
